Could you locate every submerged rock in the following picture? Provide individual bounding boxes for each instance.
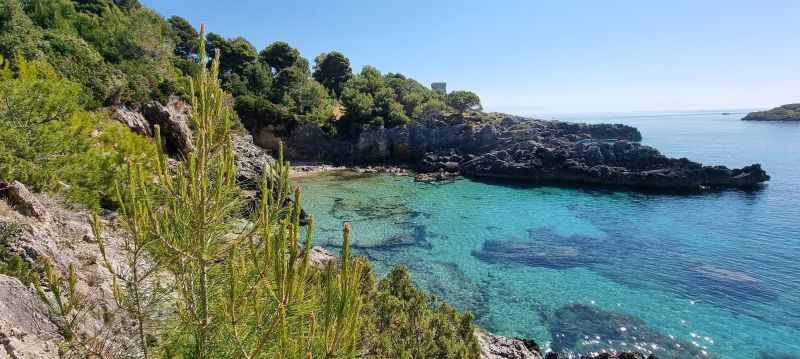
[547,303,714,358]
[695,264,759,284]
[414,169,461,182]
[691,264,775,301]
[759,351,800,359]
[472,239,583,269]
[544,352,657,359]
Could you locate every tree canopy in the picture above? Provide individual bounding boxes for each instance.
[3,0,484,136]
[167,15,197,57]
[447,90,482,114]
[312,51,352,97]
[259,41,305,73]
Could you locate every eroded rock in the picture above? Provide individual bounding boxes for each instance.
[111,105,153,136]
[0,181,50,221]
[142,98,194,156]
[0,275,61,359]
[250,114,769,189]
[308,246,339,268]
[475,327,543,359]
[459,140,769,188]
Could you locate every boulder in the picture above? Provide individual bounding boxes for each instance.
[233,134,275,192]
[308,246,339,268]
[142,98,194,156]
[0,181,50,221]
[475,327,543,359]
[111,105,153,136]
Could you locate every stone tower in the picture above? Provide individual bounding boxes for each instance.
[431,82,447,95]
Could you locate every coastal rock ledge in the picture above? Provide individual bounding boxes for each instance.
[459,140,769,188]
[253,114,769,189]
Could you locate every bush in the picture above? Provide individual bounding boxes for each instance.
[0,55,156,209]
[359,264,480,358]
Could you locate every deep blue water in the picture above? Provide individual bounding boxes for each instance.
[296,110,800,359]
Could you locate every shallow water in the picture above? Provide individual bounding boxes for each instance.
[295,110,800,359]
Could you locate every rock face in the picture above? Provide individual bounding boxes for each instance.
[251,114,769,189]
[253,116,642,165]
[475,328,543,359]
[111,105,153,136]
[233,134,275,192]
[0,274,61,358]
[459,140,769,188]
[0,181,51,221]
[742,104,800,121]
[0,191,140,358]
[141,98,194,156]
[110,100,288,211]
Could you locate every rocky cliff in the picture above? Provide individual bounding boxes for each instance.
[251,114,769,189]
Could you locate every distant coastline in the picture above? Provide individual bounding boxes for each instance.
[742,104,800,122]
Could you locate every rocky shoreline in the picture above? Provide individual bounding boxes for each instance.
[252,114,769,189]
[0,100,700,358]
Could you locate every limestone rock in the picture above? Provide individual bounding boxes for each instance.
[0,181,50,221]
[0,192,139,357]
[142,98,194,156]
[233,134,275,192]
[458,139,769,188]
[308,246,339,268]
[475,327,543,359]
[249,112,770,188]
[111,105,153,136]
[0,275,62,359]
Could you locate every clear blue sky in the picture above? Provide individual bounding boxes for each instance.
[142,0,800,114]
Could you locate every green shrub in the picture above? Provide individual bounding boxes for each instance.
[359,264,480,358]
[0,55,156,210]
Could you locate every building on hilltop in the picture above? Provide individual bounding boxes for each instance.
[431,82,447,95]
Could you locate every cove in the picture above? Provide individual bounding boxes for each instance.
[296,110,800,359]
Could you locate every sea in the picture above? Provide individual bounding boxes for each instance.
[295,110,800,359]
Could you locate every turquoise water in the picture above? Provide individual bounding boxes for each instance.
[295,110,800,359]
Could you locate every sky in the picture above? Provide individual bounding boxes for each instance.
[142,0,800,114]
